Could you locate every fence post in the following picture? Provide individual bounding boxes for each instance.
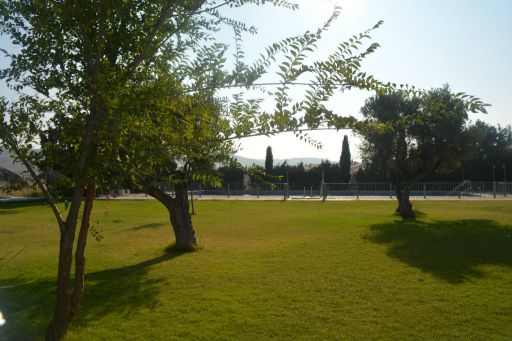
[423,182,426,199]
[322,183,327,201]
[389,183,392,199]
[356,183,359,200]
[493,181,496,199]
[257,185,259,198]
[310,187,313,197]
[227,183,230,198]
[303,187,306,198]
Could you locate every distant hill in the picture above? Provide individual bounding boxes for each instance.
[234,155,336,167]
[0,150,347,174]
[0,149,27,174]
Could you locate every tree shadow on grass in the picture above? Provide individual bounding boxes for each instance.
[0,250,185,340]
[130,222,166,231]
[0,200,47,215]
[366,219,512,284]
[0,210,20,215]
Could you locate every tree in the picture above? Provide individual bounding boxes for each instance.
[0,1,301,339]
[265,146,274,174]
[456,121,512,181]
[0,1,489,337]
[108,6,394,252]
[115,77,234,250]
[357,86,480,218]
[339,135,351,183]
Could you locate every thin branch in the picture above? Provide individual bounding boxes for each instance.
[181,81,350,94]
[225,126,346,141]
[194,1,229,15]
[123,1,192,82]
[5,139,65,231]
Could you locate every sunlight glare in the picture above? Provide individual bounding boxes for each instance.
[339,0,365,13]
[300,0,365,18]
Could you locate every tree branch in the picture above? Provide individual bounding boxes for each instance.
[4,139,65,231]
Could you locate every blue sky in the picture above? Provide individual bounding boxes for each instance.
[218,0,512,161]
[1,0,511,161]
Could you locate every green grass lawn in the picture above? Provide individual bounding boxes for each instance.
[1,200,511,340]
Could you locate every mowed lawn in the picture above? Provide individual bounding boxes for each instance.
[1,200,511,340]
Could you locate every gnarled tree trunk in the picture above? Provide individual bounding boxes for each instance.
[394,181,415,219]
[145,181,197,251]
[169,183,197,250]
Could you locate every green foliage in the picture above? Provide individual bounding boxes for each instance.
[216,159,245,183]
[357,86,479,185]
[105,5,409,193]
[450,121,512,181]
[0,0,304,195]
[112,74,235,190]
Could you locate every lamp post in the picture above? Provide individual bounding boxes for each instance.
[286,166,289,199]
[504,165,507,197]
[493,165,496,199]
[320,163,325,199]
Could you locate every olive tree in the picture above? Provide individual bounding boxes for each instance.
[358,86,483,218]
[112,9,394,250]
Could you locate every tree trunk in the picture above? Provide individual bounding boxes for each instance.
[45,226,75,341]
[169,182,197,251]
[144,182,198,251]
[71,184,96,311]
[394,182,415,218]
[45,184,96,341]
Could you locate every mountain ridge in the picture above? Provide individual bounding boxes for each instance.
[234,155,337,167]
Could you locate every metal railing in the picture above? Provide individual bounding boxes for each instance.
[324,181,510,199]
[145,182,291,200]
[108,180,510,200]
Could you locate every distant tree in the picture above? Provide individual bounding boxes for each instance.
[457,121,512,181]
[358,86,479,218]
[272,160,287,174]
[265,146,274,174]
[339,135,351,183]
[356,120,512,183]
[218,161,245,183]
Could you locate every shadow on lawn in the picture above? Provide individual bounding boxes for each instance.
[130,222,166,231]
[0,250,185,340]
[367,219,512,284]
[0,199,47,213]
